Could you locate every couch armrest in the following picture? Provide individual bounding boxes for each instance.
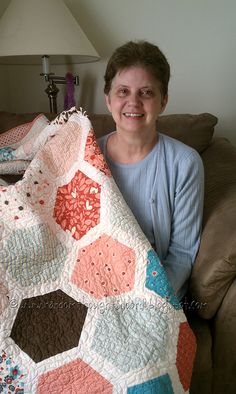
[189,138,236,319]
[212,277,236,393]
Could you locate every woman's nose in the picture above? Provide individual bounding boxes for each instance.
[128,92,142,106]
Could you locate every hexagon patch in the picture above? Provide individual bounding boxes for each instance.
[1,224,67,287]
[71,234,136,298]
[146,249,181,309]
[53,170,101,240]
[10,290,88,362]
[92,298,169,373]
[37,358,113,394]
[128,374,174,394]
[84,130,112,177]
[176,322,197,391]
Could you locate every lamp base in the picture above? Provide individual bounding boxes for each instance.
[42,73,79,113]
[45,81,59,114]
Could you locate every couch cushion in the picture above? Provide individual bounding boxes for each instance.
[89,113,217,153]
[157,113,217,153]
[189,138,236,319]
[89,114,116,139]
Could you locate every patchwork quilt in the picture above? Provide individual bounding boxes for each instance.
[0,108,196,393]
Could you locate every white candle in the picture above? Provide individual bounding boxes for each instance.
[42,55,50,74]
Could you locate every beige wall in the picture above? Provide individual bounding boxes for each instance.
[0,0,236,145]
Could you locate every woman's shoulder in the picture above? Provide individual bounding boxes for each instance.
[97,132,113,153]
[97,133,110,144]
[159,133,204,179]
[159,133,201,161]
[158,133,204,188]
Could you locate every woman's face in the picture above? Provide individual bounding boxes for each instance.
[105,66,168,137]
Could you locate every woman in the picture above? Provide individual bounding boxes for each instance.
[98,41,204,300]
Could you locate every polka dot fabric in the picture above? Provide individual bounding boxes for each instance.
[0,114,49,152]
[0,117,42,148]
[0,108,196,393]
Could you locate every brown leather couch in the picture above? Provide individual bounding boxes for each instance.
[0,110,236,394]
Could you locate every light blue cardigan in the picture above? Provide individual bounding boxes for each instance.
[98,133,204,300]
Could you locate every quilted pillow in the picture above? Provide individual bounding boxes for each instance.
[0,114,49,149]
[0,114,49,186]
[0,111,56,134]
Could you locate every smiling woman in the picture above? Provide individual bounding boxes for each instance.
[98,40,204,301]
[104,65,167,163]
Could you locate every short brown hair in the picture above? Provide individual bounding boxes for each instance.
[104,40,170,96]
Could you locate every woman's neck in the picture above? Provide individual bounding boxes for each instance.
[106,131,158,164]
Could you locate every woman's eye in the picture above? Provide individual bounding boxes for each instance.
[140,89,153,97]
[117,89,128,97]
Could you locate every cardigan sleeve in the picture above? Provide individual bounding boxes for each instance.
[162,150,204,300]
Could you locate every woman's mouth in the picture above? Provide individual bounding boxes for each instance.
[123,112,144,118]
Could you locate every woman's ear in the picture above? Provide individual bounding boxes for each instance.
[105,94,112,113]
[161,94,168,113]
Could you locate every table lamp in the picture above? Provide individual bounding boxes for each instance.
[0,0,100,113]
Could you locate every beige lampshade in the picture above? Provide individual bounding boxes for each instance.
[0,0,100,65]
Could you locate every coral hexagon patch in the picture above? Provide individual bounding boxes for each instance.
[71,234,136,298]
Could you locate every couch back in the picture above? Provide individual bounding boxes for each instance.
[0,111,217,154]
[89,113,218,154]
